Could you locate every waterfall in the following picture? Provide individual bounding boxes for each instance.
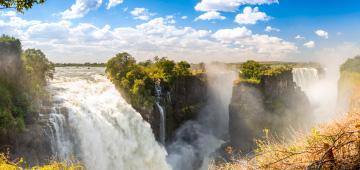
[46,67,170,170]
[155,80,165,145]
[292,68,320,93]
[167,67,238,170]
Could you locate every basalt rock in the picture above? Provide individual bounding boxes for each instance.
[229,69,313,152]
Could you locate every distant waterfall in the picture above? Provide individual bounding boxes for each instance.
[292,68,320,93]
[46,67,170,170]
[155,80,165,145]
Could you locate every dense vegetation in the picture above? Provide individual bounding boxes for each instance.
[0,35,54,132]
[340,55,360,73]
[237,60,292,83]
[337,55,360,111]
[105,52,192,110]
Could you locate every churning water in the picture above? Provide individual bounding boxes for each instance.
[47,67,170,170]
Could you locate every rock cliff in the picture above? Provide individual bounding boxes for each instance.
[229,69,313,151]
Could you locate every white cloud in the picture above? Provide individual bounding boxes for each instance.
[337,32,342,35]
[304,41,315,48]
[130,8,156,20]
[61,0,102,19]
[168,20,176,24]
[123,7,128,12]
[234,7,271,25]
[181,16,188,19]
[212,27,298,58]
[1,15,298,63]
[131,8,146,16]
[106,0,123,9]
[195,11,226,21]
[195,0,278,12]
[315,30,328,39]
[166,15,174,19]
[265,26,279,32]
[211,26,252,43]
[295,35,305,39]
[1,11,16,17]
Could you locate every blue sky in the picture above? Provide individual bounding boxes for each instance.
[1,0,360,63]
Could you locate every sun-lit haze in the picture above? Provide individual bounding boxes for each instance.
[1,0,360,63]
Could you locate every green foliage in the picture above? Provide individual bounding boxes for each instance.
[238,60,292,84]
[0,0,46,13]
[240,60,268,81]
[0,35,53,131]
[106,52,192,111]
[340,55,360,73]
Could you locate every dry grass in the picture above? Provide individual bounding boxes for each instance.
[0,153,83,170]
[210,111,360,170]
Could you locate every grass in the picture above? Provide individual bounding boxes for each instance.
[210,111,360,169]
[0,153,83,170]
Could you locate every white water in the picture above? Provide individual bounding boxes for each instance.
[167,68,238,170]
[292,68,320,93]
[47,67,170,170]
[155,80,165,145]
[292,67,337,121]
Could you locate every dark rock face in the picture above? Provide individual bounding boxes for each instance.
[229,70,313,151]
[122,75,208,143]
[0,106,69,167]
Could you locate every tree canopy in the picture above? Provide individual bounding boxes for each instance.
[340,55,360,73]
[0,0,46,13]
[0,35,53,131]
[106,53,192,110]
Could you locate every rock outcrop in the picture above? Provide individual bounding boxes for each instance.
[229,69,313,151]
[0,106,69,166]
[118,75,207,143]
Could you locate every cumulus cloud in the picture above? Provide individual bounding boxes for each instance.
[234,7,271,24]
[315,30,328,39]
[1,11,16,17]
[265,26,279,32]
[211,26,252,43]
[212,27,298,58]
[195,11,226,21]
[1,15,298,63]
[130,8,156,20]
[304,41,315,48]
[181,16,188,19]
[295,35,305,39]
[61,0,102,19]
[106,0,123,9]
[195,0,278,12]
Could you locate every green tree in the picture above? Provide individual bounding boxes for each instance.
[176,61,190,76]
[0,0,46,13]
[156,60,175,75]
[105,52,136,83]
[240,60,267,80]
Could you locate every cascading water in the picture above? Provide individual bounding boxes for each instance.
[155,80,165,145]
[47,67,170,170]
[167,66,238,170]
[292,67,338,121]
[292,68,320,93]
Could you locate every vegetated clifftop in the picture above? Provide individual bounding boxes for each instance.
[229,61,313,151]
[0,35,55,166]
[336,55,360,113]
[106,53,207,143]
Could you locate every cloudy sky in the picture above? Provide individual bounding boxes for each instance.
[1,0,360,63]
